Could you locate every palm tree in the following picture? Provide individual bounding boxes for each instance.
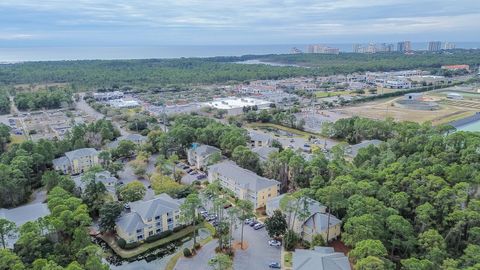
[236,199,254,249]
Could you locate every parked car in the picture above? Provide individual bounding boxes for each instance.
[244,218,253,224]
[269,262,281,269]
[196,174,206,180]
[254,223,265,230]
[250,221,259,227]
[268,240,281,247]
[200,210,208,215]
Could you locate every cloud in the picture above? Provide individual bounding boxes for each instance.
[0,0,478,45]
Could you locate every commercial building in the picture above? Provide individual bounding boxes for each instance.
[109,99,140,108]
[204,97,272,115]
[93,91,124,101]
[115,193,183,243]
[428,41,442,52]
[266,194,341,242]
[52,148,100,175]
[208,161,280,209]
[441,65,470,71]
[187,144,221,170]
[292,247,351,270]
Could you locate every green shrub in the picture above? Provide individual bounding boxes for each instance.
[173,224,188,233]
[124,241,140,250]
[146,234,163,243]
[183,248,192,257]
[117,238,126,249]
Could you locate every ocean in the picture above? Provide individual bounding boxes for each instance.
[1,42,480,62]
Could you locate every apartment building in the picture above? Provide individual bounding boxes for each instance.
[116,193,183,243]
[187,144,221,170]
[207,161,280,209]
[52,148,100,175]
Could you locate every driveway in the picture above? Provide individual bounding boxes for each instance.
[174,239,218,270]
[233,223,281,270]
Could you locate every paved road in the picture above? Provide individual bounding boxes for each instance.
[175,239,218,270]
[233,224,281,270]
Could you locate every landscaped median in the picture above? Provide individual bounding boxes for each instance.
[164,222,217,270]
[100,223,204,259]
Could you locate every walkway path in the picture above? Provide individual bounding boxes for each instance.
[174,239,217,270]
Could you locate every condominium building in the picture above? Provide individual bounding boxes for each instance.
[444,42,456,50]
[428,41,442,52]
[187,144,221,170]
[397,41,412,52]
[207,161,280,209]
[52,148,100,175]
[115,193,183,243]
[307,44,339,54]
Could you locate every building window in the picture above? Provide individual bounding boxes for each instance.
[167,218,173,223]
[137,235,143,240]
[147,218,152,222]
[155,215,161,220]
[136,229,142,234]
[156,229,162,234]
[156,222,162,226]
[149,231,154,236]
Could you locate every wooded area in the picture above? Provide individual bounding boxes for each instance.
[0,50,478,89]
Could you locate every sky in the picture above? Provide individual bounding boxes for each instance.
[0,0,479,47]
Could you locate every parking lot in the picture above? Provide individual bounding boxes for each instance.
[200,197,281,270]
[175,162,207,185]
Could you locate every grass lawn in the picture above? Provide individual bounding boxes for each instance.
[284,251,293,268]
[101,224,203,259]
[316,90,352,98]
[248,122,321,138]
[8,134,26,146]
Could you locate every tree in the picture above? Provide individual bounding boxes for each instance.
[114,140,136,158]
[0,218,17,248]
[349,239,387,263]
[0,249,25,270]
[118,181,146,202]
[401,258,434,270]
[385,214,416,256]
[208,253,233,270]
[311,234,326,247]
[81,174,107,215]
[179,193,202,246]
[236,199,254,249]
[356,256,386,270]
[265,210,288,239]
[343,214,384,247]
[99,202,123,232]
[232,145,261,173]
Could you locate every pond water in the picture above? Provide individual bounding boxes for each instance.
[96,228,211,270]
[456,120,480,132]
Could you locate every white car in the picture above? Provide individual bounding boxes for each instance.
[268,240,281,247]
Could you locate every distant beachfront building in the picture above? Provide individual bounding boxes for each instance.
[428,41,442,52]
[307,44,339,55]
[397,41,411,52]
[444,42,456,50]
[52,148,100,175]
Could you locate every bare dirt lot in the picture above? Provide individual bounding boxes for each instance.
[333,95,478,125]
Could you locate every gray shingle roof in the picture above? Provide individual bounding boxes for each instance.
[293,247,351,270]
[52,156,69,168]
[107,134,147,148]
[252,146,278,161]
[0,203,50,226]
[304,213,342,233]
[249,131,272,142]
[208,160,279,192]
[193,144,221,157]
[267,194,326,217]
[65,148,98,160]
[347,139,383,157]
[116,193,181,234]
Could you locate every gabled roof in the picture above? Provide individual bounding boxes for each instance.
[65,148,98,160]
[208,160,279,192]
[192,144,221,157]
[252,146,278,161]
[304,212,342,233]
[347,139,383,157]
[293,247,351,270]
[52,156,69,167]
[267,194,326,217]
[116,193,181,234]
[249,131,272,142]
[107,134,147,148]
[0,203,50,226]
